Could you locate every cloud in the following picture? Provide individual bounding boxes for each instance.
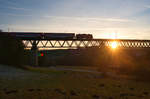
[0,6,31,11]
[6,6,30,11]
[43,16,134,23]
[1,14,133,23]
[145,5,150,8]
[0,0,30,11]
[0,13,33,17]
[0,24,5,27]
[5,0,18,6]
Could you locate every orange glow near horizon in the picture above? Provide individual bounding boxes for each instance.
[111,41,118,49]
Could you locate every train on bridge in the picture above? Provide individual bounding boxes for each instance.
[0,32,93,40]
[1,32,150,48]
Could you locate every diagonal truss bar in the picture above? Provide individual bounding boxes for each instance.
[23,39,150,49]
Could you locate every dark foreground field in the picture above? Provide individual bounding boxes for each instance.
[0,65,150,99]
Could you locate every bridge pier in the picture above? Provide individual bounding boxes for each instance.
[31,40,38,66]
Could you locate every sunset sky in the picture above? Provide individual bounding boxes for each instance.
[0,0,150,39]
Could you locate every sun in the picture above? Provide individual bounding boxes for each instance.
[111,41,118,49]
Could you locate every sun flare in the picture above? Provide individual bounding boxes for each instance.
[111,41,118,49]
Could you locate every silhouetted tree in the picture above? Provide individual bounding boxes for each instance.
[0,36,28,67]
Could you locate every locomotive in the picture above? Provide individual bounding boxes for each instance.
[76,34,93,39]
[0,32,93,40]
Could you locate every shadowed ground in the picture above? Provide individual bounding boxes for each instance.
[0,65,150,99]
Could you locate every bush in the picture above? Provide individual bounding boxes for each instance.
[0,35,27,67]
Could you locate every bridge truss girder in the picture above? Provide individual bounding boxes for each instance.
[22,39,150,49]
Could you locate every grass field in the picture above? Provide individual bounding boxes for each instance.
[0,65,150,99]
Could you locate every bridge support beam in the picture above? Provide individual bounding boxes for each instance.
[31,40,38,66]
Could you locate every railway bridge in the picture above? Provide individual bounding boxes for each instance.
[23,38,150,66]
[23,39,150,49]
[1,32,150,66]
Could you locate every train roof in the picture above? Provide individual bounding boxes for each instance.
[1,32,75,34]
[44,33,75,34]
[2,32,43,34]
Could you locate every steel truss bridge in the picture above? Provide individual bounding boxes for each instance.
[21,38,150,66]
[23,39,150,49]
[2,32,150,66]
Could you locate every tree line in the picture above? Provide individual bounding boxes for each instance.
[0,30,29,67]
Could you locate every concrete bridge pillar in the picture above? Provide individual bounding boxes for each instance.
[31,40,38,66]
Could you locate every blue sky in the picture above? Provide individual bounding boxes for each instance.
[0,0,150,39]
